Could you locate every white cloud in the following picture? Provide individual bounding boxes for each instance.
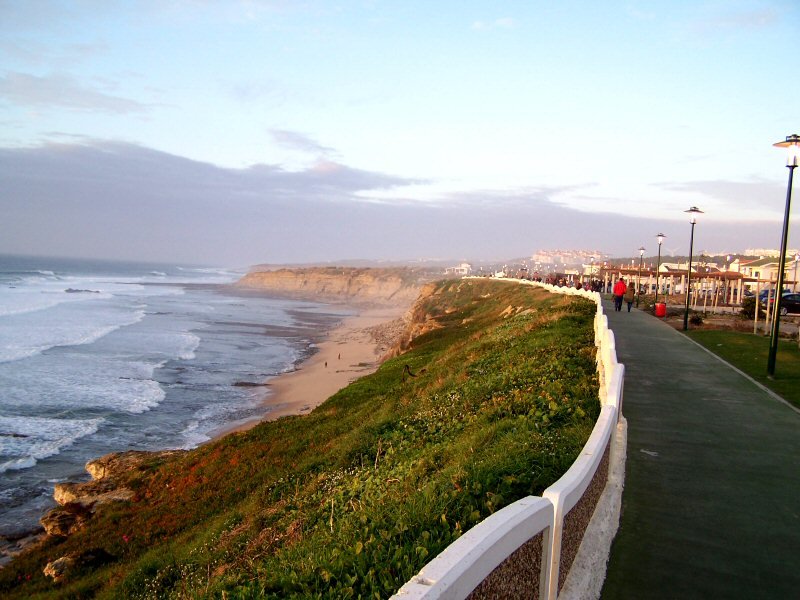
[270,129,336,157]
[691,8,779,33]
[0,72,148,113]
[1,140,785,265]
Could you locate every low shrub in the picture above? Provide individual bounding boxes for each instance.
[739,296,766,320]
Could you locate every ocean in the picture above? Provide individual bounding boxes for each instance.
[0,255,345,543]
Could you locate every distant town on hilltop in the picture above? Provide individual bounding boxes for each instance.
[444,248,800,292]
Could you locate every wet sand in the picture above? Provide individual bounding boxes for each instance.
[210,306,405,439]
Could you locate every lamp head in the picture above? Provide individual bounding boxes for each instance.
[685,206,703,224]
[638,246,646,257]
[657,233,665,245]
[774,134,800,167]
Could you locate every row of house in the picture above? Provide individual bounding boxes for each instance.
[577,255,800,305]
[580,255,800,287]
[730,256,800,285]
[444,255,800,302]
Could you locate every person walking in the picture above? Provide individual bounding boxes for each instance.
[613,277,627,312]
[624,281,636,312]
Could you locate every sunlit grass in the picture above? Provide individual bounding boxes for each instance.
[1,280,599,599]
[686,329,800,409]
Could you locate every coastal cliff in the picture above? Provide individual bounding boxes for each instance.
[0,279,600,599]
[234,267,434,306]
[382,282,441,358]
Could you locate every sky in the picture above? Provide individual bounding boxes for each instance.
[1,0,799,267]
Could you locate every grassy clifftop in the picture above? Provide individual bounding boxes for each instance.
[2,279,599,599]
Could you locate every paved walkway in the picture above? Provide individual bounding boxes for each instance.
[600,301,800,599]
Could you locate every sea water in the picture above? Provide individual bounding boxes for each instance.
[0,255,344,540]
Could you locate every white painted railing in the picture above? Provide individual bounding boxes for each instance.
[393,279,624,600]
[394,497,554,599]
[542,405,616,598]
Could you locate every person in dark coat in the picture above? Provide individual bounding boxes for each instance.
[623,281,636,312]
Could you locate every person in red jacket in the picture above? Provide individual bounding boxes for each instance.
[613,278,627,312]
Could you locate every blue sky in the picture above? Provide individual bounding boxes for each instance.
[1,1,798,266]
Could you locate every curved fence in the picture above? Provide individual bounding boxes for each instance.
[393,279,625,600]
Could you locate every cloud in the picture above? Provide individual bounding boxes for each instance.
[270,129,336,157]
[657,179,786,211]
[0,38,110,69]
[229,79,283,104]
[0,2,75,32]
[0,140,792,266]
[0,72,148,113]
[691,8,779,34]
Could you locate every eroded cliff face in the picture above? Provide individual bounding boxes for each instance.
[383,282,443,358]
[383,279,524,359]
[235,267,432,306]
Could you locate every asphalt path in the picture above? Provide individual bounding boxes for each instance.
[600,300,800,599]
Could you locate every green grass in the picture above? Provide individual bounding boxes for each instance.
[686,329,800,408]
[1,280,600,599]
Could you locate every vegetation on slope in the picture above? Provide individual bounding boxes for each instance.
[1,279,599,599]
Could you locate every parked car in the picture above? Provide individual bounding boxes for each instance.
[758,289,791,305]
[764,292,800,315]
[759,288,790,301]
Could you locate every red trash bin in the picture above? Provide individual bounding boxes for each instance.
[655,302,667,317]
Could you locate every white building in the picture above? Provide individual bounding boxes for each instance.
[444,262,472,276]
[730,256,800,289]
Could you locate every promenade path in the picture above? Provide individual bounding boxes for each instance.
[599,300,800,599]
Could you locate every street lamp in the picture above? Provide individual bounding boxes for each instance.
[683,207,703,331]
[637,246,645,307]
[767,134,799,376]
[655,233,665,304]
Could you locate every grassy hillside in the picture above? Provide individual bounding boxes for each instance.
[1,279,599,599]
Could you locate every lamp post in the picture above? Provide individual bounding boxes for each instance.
[655,233,665,304]
[767,134,799,376]
[794,254,799,293]
[636,246,645,307]
[683,207,703,331]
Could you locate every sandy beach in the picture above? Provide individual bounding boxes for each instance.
[210,305,406,438]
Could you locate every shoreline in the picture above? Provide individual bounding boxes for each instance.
[0,305,408,567]
[208,305,406,440]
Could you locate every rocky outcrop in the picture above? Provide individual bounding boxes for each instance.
[41,450,185,538]
[84,449,184,481]
[43,555,75,581]
[53,481,135,508]
[44,548,114,581]
[235,267,434,306]
[40,504,93,537]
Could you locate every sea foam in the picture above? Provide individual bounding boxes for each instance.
[0,416,105,473]
[0,307,146,363]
